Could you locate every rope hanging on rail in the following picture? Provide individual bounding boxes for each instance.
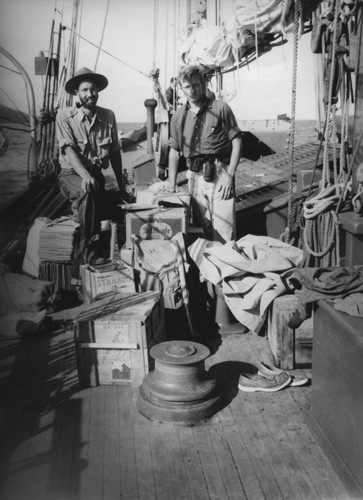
[281,0,302,245]
[299,0,358,267]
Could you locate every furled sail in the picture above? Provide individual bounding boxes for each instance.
[177,0,310,70]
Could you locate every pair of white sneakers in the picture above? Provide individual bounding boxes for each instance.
[238,362,309,393]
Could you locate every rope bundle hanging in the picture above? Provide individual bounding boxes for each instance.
[281,0,303,245]
[300,0,358,268]
[301,184,341,266]
[302,210,340,267]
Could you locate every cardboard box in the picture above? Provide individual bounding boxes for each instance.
[125,207,188,248]
[75,294,165,387]
[118,245,134,267]
[80,262,138,304]
[267,294,313,369]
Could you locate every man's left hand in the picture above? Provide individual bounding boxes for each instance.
[218,174,234,200]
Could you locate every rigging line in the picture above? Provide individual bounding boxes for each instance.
[76,0,83,72]
[323,0,340,189]
[153,0,159,69]
[94,0,110,71]
[0,63,21,75]
[63,25,151,79]
[0,125,36,133]
[254,0,260,75]
[164,0,170,89]
[0,86,29,124]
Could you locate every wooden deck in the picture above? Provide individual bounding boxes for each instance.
[0,312,357,500]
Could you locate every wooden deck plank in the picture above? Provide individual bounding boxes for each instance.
[156,421,195,500]
[159,423,194,500]
[268,389,350,500]
[148,420,176,500]
[0,338,20,383]
[0,335,52,500]
[47,330,82,500]
[102,385,122,498]
[207,425,249,500]
[202,337,250,500]
[118,386,139,500]
[133,402,158,500]
[79,385,105,500]
[241,334,349,500]
[241,391,316,500]
[206,339,266,499]
[22,329,59,500]
[221,333,297,500]
[244,332,350,500]
[0,320,358,500]
[242,334,322,500]
[70,384,92,500]
[175,425,211,500]
[221,423,266,500]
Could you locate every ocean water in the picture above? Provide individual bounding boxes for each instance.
[0,120,318,209]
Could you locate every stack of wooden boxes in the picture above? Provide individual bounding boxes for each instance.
[118,193,190,267]
[75,291,165,387]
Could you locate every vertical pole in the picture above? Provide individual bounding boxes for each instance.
[144,98,158,154]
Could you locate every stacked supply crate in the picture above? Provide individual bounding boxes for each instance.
[75,291,165,387]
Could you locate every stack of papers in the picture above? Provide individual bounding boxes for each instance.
[38,216,80,262]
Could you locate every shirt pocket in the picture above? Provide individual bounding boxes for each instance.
[75,138,88,156]
[98,136,112,160]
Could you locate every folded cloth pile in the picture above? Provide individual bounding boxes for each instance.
[188,234,303,333]
[290,266,363,321]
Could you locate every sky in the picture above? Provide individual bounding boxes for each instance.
[0,0,318,124]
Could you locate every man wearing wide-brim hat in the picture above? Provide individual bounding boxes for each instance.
[56,67,126,270]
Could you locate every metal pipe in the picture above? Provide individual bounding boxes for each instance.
[144,98,157,154]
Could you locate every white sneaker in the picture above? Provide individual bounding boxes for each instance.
[258,361,309,387]
[238,371,292,393]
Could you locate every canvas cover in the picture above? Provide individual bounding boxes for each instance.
[178,0,295,69]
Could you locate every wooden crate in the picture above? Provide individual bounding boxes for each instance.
[125,207,188,248]
[75,294,165,387]
[80,262,138,304]
[267,294,313,369]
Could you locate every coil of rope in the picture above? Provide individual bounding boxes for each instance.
[300,0,353,267]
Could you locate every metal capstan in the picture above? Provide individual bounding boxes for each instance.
[137,340,223,424]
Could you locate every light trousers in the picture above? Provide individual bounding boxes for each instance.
[187,161,236,243]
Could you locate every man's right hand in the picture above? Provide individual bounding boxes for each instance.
[81,176,99,192]
[165,180,177,193]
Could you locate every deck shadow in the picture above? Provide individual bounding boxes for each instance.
[208,360,258,407]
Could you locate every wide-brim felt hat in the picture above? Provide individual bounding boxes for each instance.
[65,67,108,95]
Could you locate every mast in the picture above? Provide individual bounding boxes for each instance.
[0,47,38,180]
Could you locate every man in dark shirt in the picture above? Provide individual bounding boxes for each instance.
[167,65,242,243]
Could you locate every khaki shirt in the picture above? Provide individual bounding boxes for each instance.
[56,106,121,170]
